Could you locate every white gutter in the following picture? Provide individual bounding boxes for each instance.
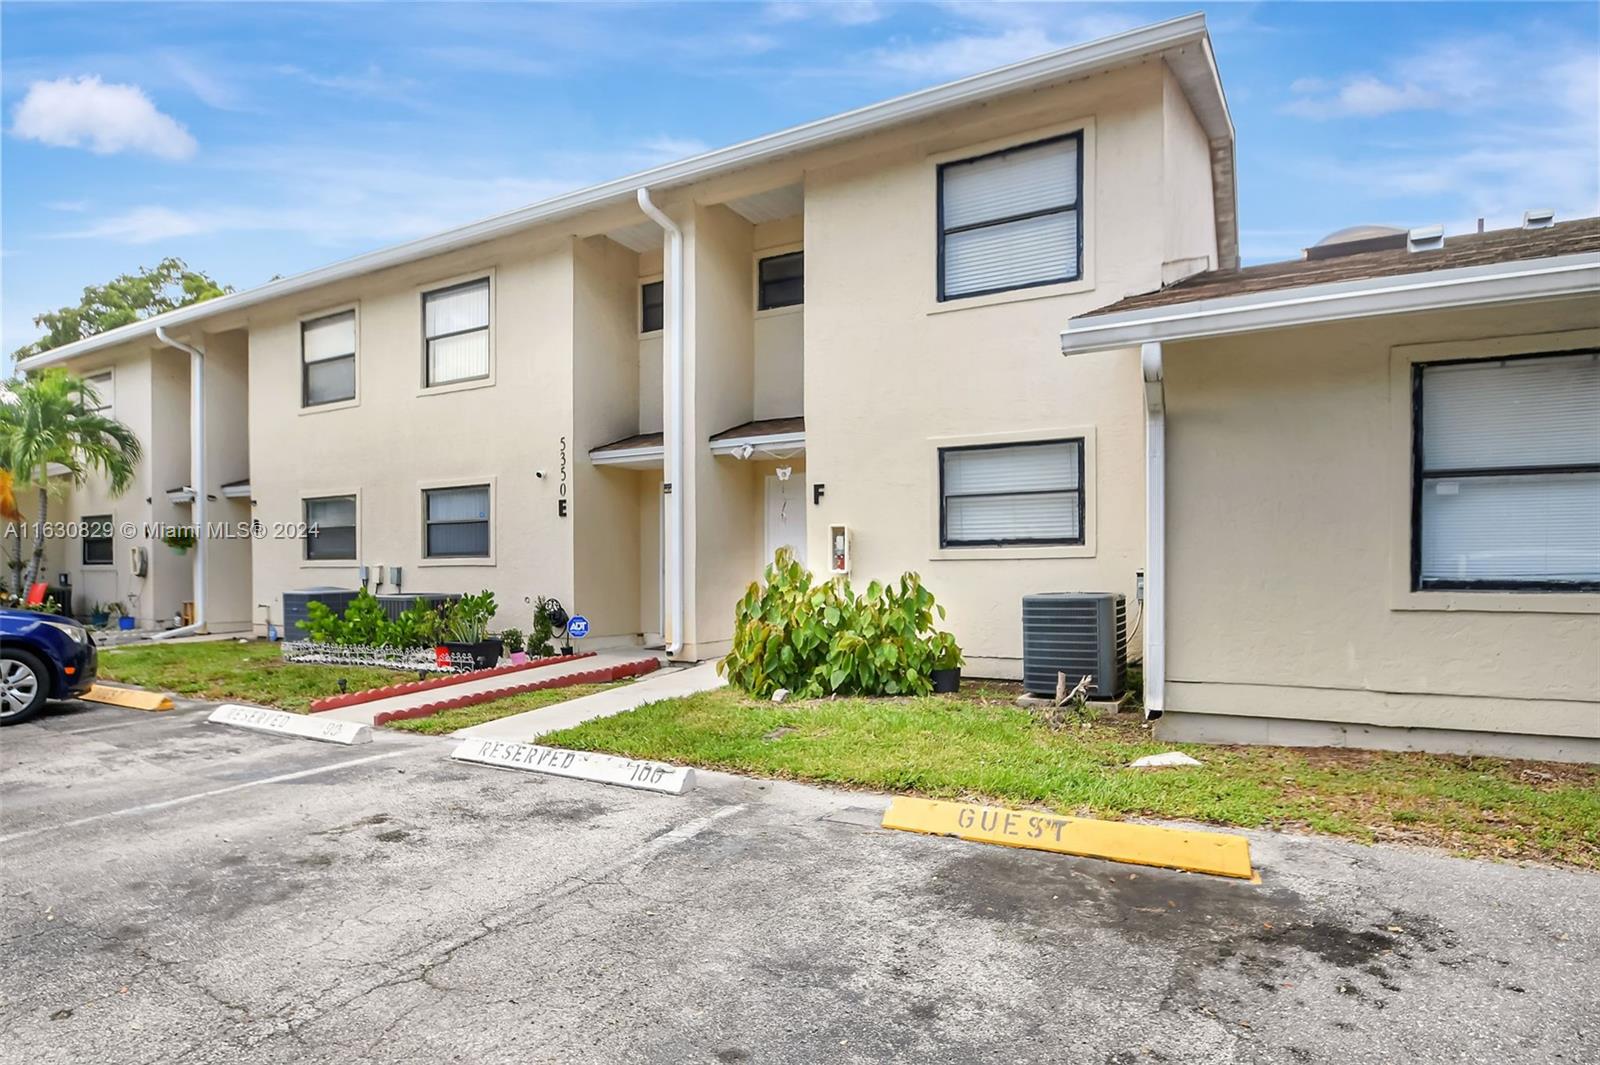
[1139,343,1165,720]
[637,189,685,657]
[21,13,1225,372]
[150,326,206,639]
[1062,251,1600,354]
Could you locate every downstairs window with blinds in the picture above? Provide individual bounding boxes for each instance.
[424,485,491,559]
[937,132,1082,301]
[940,438,1084,547]
[302,310,356,407]
[423,278,490,387]
[1414,350,1600,591]
[304,495,357,561]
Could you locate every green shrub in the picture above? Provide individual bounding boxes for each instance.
[718,548,963,698]
[303,590,447,648]
[499,627,526,654]
[442,590,496,643]
[529,596,559,657]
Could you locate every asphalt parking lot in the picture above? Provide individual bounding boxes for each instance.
[2,698,1595,1064]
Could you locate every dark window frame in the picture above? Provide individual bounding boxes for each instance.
[81,514,114,566]
[938,437,1086,548]
[1410,347,1600,593]
[936,130,1084,303]
[303,495,358,562]
[641,280,664,334]
[301,310,357,408]
[421,277,492,388]
[423,484,492,560]
[756,250,804,311]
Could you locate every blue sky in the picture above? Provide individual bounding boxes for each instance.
[3,1,1596,361]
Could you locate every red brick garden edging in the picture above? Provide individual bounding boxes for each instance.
[370,656,662,727]
[307,652,598,712]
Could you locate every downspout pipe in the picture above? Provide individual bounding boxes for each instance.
[1140,342,1165,719]
[151,326,207,640]
[636,188,685,656]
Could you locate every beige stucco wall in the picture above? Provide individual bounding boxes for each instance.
[246,229,578,636]
[1162,300,1600,742]
[801,61,1187,675]
[753,216,805,421]
[198,329,253,630]
[1161,63,1219,277]
[572,235,643,643]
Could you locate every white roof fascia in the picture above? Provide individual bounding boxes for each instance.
[1060,252,1600,354]
[590,446,665,469]
[21,14,1222,372]
[708,432,807,456]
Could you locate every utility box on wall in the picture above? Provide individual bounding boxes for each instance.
[827,524,850,577]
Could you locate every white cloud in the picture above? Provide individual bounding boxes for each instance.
[765,1,884,26]
[860,6,1143,80]
[10,76,196,160]
[1284,76,1439,119]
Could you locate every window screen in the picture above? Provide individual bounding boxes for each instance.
[304,496,357,561]
[302,311,356,406]
[641,280,664,333]
[938,133,1081,300]
[85,372,114,415]
[1415,350,1600,590]
[424,485,491,558]
[82,514,114,566]
[423,279,490,386]
[940,439,1084,546]
[757,251,803,310]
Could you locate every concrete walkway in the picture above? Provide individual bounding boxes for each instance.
[318,652,665,726]
[452,660,727,741]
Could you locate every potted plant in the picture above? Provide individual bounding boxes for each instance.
[111,601,135,630]
[438,591,501,670]
[930,631,964,694]
[88,601,110,627]
[162,528,197,555]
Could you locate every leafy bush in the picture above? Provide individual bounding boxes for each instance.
[499,627,525,655]
[529,596,560,657]
[719,548,963,698]
[442,590,496,643]
[303,590,445,648]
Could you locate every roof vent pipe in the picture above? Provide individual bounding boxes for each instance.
[1523,208,1555,230]
[1407,224,1444,253]
[636,188,685,657]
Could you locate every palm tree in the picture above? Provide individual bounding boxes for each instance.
[0,369,142,593]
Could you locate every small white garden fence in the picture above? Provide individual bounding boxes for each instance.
[280,640,474,673]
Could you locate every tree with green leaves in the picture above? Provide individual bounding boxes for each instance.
[0,370,143,592]
[11,258,230,360]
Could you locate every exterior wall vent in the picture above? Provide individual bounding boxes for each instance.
[1021,592,1126,698]
[1407,224,1445,253]
[1523,208,1555,230]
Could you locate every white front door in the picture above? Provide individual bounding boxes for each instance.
[764,473,806,569]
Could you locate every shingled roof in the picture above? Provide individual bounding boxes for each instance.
[1078,217,1600,319]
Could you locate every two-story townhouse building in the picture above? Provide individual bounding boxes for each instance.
[19,14,1232,671]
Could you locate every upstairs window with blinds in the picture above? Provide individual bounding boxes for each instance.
[937,132,1082,301]
[1414,350,1600,591]
[84,371,114,416]
[424,485,491,559]
[423,278,491,387]
[304,495,357,561]
[302,310,356,407]
[940,438,1084,547]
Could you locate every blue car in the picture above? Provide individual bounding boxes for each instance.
[0,608,98,724]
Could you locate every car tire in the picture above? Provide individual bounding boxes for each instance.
[0,648,50,725]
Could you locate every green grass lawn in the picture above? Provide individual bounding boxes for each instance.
[545,682,1600,869]
[96,640,415,713]
[386,681,628,735]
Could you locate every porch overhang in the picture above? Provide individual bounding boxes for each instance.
[709,416,805,460]
[590,431,665,470]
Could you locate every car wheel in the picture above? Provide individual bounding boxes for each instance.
[0,649,49,725]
